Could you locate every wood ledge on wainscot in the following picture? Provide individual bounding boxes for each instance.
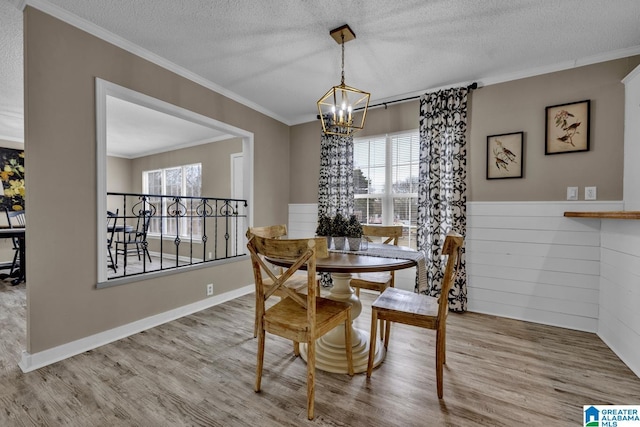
[563,211,640,220]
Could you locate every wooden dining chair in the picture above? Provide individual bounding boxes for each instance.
[4,208,25,277]
[366,232,463,399]
[350,224,403,339]
[106,209,119,272]
[247,235,353,420]
[115,209,153,268]
[247,224,320,338]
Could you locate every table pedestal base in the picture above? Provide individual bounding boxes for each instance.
[299,272,385,374]
[299,326,385,374]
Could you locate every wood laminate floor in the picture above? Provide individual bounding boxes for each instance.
[1,278,639,426]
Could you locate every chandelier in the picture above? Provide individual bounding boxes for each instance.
[317,24,370,137]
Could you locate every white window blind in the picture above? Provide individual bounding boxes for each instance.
[353,131,419,248]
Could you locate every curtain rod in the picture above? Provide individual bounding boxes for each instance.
[358,82,479,112]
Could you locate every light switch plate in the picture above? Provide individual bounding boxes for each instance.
[585,186,597,200]
[567,187,578,201]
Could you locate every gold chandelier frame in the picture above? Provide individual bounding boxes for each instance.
[317,24,370,137]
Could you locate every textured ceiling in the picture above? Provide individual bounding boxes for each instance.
[2,0,640,143]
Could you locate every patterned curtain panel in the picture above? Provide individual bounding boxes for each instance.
[317,132,354,217]
[317,131,354,287]
[416,87,468,312]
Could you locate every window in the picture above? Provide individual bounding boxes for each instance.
[142,163,202,238]
[353,131,419,248]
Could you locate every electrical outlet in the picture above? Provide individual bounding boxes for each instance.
[567,186,578,201]
[206,283,214,296]
[585,186,597,200]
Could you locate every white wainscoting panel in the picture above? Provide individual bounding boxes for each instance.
[598,220,640,377]
[289,201,637,375]
[467,201,622,332]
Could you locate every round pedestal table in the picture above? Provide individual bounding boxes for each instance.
[268,248,416,374]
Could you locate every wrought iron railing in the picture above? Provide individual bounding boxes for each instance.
[107,192,248,279]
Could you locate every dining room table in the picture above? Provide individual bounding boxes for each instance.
[267,242,424,374]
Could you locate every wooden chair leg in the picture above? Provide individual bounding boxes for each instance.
[253,292,259,338]
[355,287,360,297]
[436,328,444,399]
[443,324,447,365]
[367,308,378,378]
[379,283,391,341]
[307,339,315,420]
[345,310,354,376]
[383,319,391,350]
[293,341,300,356]
[255,327,265,393]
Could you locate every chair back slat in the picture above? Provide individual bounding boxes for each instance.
[247,224,290,274]
[5,208,25,249]
[107,209,119,245]
[248,241,309,308]
[437,232,464,322]
[5,208,25,228]
[248,235,328,311]
[136,210,152,238]
[362,225,403,245]
[247,224,288,239]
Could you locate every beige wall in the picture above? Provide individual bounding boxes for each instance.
[470,56,640,201]
[25,8,289,353]
[290,56,640,204]
[106,156,132,213]
[129,138,242,197]
[107,138,242,205]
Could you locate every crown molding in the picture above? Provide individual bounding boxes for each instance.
[479,45,640,87]
[22,0,291,126]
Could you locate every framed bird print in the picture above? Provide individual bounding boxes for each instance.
[486,132,523,179]
[545,100,590,154]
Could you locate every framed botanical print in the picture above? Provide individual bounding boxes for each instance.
[486,132,523,179]
[545,100,590,154]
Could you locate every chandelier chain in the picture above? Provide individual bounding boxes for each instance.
[341,33,345,86]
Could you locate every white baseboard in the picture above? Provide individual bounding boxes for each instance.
[18,284,254,373]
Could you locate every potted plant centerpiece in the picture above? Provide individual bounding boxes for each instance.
[331,213,348,250]
[315,214,333,248]
[346,214,363,251]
